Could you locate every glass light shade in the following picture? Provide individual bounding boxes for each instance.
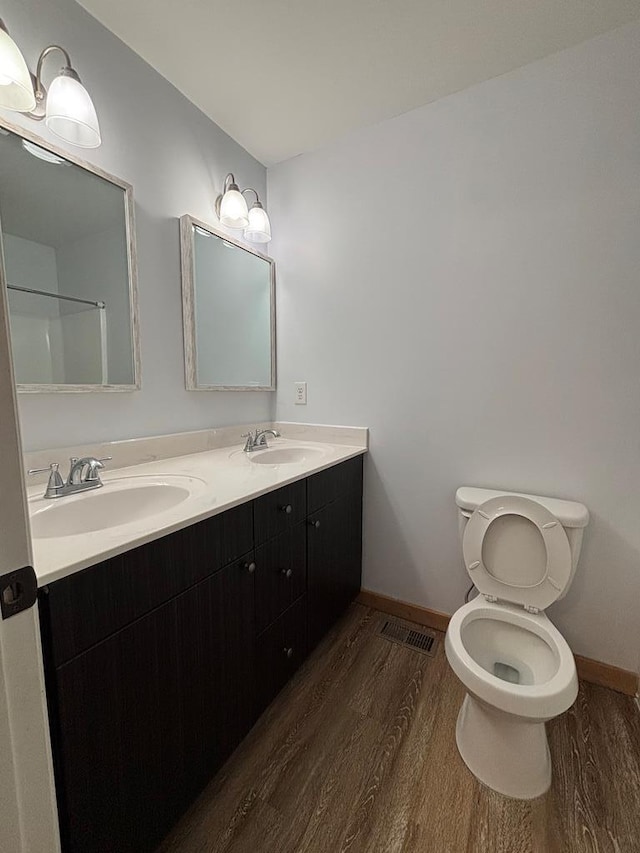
[45,74,101,148]
[219,188,249,228]
[0,26,36,111]
[244,204,271,243]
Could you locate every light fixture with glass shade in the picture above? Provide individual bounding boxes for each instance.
[31,46,101,148]
[215,174,272,243]
[0,19,101,149]
[0,19,36,112]
[242,189,272,243]
[216,173,249,228]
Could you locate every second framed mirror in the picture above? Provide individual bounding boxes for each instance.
[180,214,275,391]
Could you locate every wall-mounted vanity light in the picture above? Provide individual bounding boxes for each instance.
[216,173,272,243]
[0,19,36,111]
[0,19,101,148]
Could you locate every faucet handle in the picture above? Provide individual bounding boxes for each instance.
[85,457,112,482]
[27,462,60,476]
[242,430,258,451]
[27,462,64,496]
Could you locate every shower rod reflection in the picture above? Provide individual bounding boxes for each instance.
[7,283,105,308]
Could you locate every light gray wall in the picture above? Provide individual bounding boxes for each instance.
[1,0,272,450]
[268,22,640,669]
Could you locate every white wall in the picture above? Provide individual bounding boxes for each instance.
[268,23,640,669]
[1,0,273,450]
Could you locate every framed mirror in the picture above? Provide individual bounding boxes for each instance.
[180,214,275,391]
[0,118,140,392]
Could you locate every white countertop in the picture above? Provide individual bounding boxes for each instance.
[28,437,367,587]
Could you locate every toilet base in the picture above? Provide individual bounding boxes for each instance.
[455,693,551,799]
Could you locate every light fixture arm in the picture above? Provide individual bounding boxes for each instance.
[30,45,80,119]
[242,188,266,211]
[241,188,260,205]
[216,173,244,218]
[223,173,238,194]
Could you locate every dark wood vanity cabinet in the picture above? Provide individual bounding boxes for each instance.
[39,454,364,853]
[307,487,364,652]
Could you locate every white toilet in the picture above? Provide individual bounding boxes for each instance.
[445,486,589,800]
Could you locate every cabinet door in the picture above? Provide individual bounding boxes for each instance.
[51,556,256,853]
[54,601,182,853]
[307,489,363,651]
[176,554,256,799]
[307,455,363,515]
[44,501,253,667]
[255,524,306,634]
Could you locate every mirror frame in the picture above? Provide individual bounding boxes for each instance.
[0,115,141,393]
[180,214,276,391]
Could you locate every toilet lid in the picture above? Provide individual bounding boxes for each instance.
[462,495,572,612]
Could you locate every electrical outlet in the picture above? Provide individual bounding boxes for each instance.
[294,381,307,405]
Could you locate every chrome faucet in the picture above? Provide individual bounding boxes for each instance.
[242,428,281,452]
[28,456,111,499]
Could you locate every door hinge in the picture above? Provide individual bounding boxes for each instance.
[0,565,38,620]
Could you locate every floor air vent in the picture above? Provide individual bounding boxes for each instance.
[378,620,437,657]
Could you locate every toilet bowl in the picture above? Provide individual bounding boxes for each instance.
[445,487,589,799]
[445,597,578,798]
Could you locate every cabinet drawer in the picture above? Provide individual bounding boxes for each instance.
[256,595,307,715]
[254,479,306,545]
[255,524,306,635]
[307,454,363,514]
[42,502,254,667]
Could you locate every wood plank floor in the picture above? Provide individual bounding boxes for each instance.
[157,605,640,853]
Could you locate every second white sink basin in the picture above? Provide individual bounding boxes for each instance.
[29,475,207,539]
[248,445,328,465]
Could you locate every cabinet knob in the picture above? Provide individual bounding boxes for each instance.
[309,519,321,529]
[280,504,293,514]
[245,561,256,574]
[281,568,293,579]
[283,647,294,659]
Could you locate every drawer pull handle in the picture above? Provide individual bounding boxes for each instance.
[281,568,293,579]
[280,504,293,514]
[309,519,321,529]
[245,561,256,574]
[283,647,294,659]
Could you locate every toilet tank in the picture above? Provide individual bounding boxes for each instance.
[455,486,589,599]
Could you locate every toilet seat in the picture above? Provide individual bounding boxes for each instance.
[462,495,572,613]
[445,597,578,720]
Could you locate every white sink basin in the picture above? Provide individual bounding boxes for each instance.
[29,475,207,539]
[247,445,328,465]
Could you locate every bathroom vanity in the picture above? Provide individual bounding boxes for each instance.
[35,444,364,853]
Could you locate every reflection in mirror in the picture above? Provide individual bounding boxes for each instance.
[180,215,275,390]
[0,121,140,391]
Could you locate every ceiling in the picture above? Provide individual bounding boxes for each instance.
[77,0,640,165]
